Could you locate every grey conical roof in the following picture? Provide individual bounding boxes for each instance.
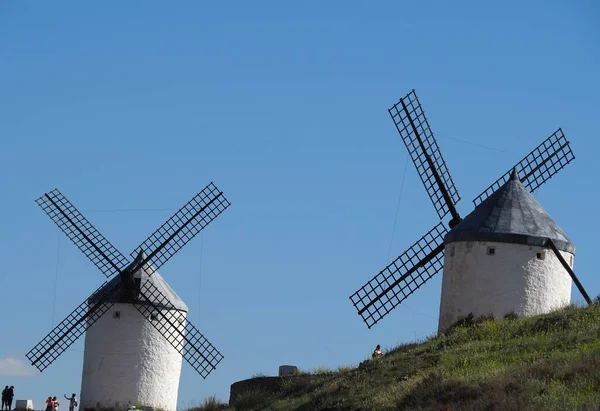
[444,169,575,253]
[88,251,188,311]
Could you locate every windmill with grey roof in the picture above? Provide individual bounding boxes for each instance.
[350,89,591,332]
[26,183,231,411]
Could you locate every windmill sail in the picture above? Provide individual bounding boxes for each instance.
[131,182,231,272]
[135,280,224,378]
[388,90,461,221]
[349,222,447,328]
[26,280,119,371]
[473,128,575,206]
[36,189,130,278]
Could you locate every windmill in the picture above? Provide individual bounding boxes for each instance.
[349,89,592,331]
[26,183,230,411]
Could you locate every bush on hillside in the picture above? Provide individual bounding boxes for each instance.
[187,396,228,411]
[231,389,272,411]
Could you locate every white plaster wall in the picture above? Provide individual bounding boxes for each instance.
[80,303,186,411]
[438,241,573,332]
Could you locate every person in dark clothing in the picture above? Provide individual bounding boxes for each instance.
[5,387,13,411]
[1,386,7,411]
[63,394,77,411]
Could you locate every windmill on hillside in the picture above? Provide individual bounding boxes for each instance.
[26,183,230,411]
[350,90,592,331]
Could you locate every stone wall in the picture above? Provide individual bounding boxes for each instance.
[229,375,312,405]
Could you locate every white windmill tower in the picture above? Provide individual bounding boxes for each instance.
[438,168,576,330]
[27,183,231,411]
[350,89,592,331]
[81,252,188,410]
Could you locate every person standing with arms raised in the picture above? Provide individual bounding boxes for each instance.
[63,394,77,411]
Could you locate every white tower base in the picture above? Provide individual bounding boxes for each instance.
[438,241,573,332]
[80,303,186,411]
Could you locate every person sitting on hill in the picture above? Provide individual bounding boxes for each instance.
[372,344,382,359]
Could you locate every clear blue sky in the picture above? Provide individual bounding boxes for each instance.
[1,0,598,406]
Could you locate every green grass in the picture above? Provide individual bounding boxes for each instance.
[185,396,228,411]
[189,303,600,410]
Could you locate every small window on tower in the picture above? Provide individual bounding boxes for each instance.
[536,251,545,260]
[487,246,496,256]
[570,256,574,266]
[449,246,455,257]
[113,311,121,319]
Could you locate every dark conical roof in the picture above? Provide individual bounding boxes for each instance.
[88,251,188,311]
[444,169,575,253]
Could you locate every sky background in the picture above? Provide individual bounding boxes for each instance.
[1,0,599,407]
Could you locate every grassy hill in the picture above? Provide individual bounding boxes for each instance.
[192,303,600,411]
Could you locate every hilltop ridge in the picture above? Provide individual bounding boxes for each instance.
[193,302,600,411]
